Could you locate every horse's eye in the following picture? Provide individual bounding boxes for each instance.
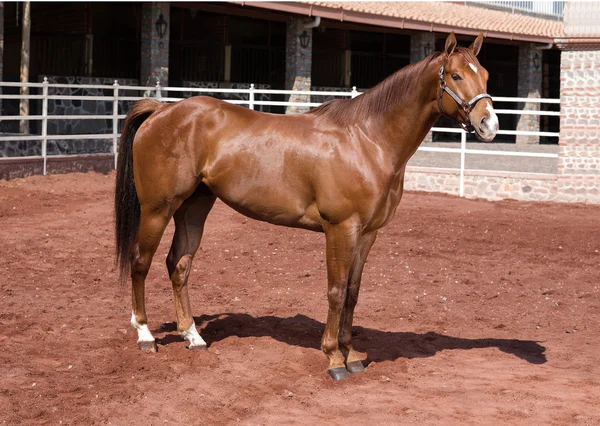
[452,74,462,81]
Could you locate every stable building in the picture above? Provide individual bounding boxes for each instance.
[0,1,564,145]
[0,1,598,204]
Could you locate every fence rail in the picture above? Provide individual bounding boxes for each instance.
[0,79,560,196]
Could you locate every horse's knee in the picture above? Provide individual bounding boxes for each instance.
[327,286,346,311]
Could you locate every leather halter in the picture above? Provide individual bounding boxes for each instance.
[438,64,492,133]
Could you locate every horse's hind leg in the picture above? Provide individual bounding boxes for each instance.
[131,207,173,352]
[339,231,377,374]
[166,185,216,350]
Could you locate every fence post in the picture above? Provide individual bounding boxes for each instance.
[459,130,466,197]
[41,77,49,176]
[155,79,162,101]
[249,84,255,110]
[113,80,119,170]
[351,86,358,99]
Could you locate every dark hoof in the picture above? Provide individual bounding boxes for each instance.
[188,342,207,351]
[137,340,157,352]
[346,360,366,374]
[328,367,349,381]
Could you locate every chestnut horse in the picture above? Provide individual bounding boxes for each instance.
[114,33,498,380]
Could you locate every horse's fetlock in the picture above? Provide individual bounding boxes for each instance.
[339,339,352,351]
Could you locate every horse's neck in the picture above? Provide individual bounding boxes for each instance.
[366,57,442,170]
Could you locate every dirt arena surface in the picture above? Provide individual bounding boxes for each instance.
[1,172,599,425]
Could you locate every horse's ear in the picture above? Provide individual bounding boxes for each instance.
[470,33,484,56]
[444,32,457,56]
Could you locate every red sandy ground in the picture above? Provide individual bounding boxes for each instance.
[0,172,599,425]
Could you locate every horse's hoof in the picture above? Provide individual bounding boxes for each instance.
[137,340,157,352]
[345,360,366,374]
[188,342,207,351]
[328,367,349,381]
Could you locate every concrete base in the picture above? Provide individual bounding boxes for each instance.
[0,154,114,180]
[405,166,600,204]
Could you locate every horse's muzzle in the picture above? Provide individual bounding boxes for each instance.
[472,104,499,142]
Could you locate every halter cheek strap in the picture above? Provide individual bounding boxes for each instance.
[438,64,492,133]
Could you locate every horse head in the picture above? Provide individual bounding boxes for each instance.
[438,32,499,142]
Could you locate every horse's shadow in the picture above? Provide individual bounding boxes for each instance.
[156,313,546,365]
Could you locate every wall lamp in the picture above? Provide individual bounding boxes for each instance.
[299,30,310,49]
[533,51,541,70]
[156,12,168,47]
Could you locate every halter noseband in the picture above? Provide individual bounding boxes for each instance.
[438,64,492,133]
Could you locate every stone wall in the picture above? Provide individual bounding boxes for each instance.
[0,154,113,180]
[404,165,599,204]
[404,167,558,202]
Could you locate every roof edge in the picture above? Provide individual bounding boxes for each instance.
[555,38,600,51]
[231,1,556,44]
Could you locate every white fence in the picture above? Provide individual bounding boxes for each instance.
[0,79,560,197]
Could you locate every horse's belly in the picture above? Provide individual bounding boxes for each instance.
[199,139,325,231]
[205,178,323,231]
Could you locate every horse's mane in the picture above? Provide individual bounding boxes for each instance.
[308,53,441,125]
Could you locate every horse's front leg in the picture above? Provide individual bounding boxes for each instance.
[321,220,360,380]
[339,231,377,374]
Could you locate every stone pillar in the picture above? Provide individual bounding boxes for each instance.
[285,18,311,114]
[410,32,435,64]
[141,2,169,87]
[411,32,435,143]
[555,49,600,203]
[554,1,600,203]
[516,43,542,145]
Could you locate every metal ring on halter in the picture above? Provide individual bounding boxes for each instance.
[437,64,492,133]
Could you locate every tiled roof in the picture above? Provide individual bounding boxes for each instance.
[306,1,565,38]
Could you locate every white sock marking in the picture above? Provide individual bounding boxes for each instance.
[181,323,206,347]
[131,312,155,343]
[469,63,478,73]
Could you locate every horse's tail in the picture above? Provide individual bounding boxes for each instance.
[114,99,161,279]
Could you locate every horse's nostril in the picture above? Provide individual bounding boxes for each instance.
[480,116,488,130]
